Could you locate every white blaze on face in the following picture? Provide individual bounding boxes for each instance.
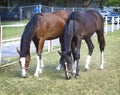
[20,57,26,77]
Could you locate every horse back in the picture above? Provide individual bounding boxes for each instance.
[30,10,70,40]
[86,10,104,30]
[64,10,104,38]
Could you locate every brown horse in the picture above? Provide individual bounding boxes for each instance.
[17,10,70,78]
[58,10,105,79]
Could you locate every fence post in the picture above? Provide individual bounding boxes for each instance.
[105,16,108,34]
[112,16,114,32]
[0,17,1,66]
[117,16,119,30]
[47,7,54,52]
[0,26,2,64]
[39,4,42,13]
[20,6,23,20]
[51,7,54,12]
[72,8,74,11]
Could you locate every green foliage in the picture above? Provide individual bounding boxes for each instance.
[104,0,120,7]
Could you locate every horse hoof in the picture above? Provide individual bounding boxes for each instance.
[99,67,104,70]
[56,64,62,71]
[56,67,61,71]
[34,74,39,78]
[66,76,71,80]
[22,74,27,78]
[85,66,89,70]
[22,75,27,78]
[38,69,42,74]
[75,75,79,78]
[85,68,89,71]
[72,70,76,74]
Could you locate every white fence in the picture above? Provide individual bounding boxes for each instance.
[0,16,120,66]
[105,16,120,33]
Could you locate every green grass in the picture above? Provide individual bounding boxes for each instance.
[0,31,120,95]
[2,27,24,40]
[2,20,29,40]
[1,20,29,25]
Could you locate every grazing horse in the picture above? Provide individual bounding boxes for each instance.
[17,10,70,78]
[58,10,105,79]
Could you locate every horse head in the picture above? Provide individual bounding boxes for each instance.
[58,51,72,79]
[17,48,31,78]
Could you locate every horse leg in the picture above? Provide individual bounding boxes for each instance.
[33,38,44,69]
[56,37,62,71]
[84,38,94,70]
[74,39,81,78]
[71,41,77,74]
[34,38,45,77]
[96,30,105,70]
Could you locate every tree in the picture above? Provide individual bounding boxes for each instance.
[82,0,93,7]
[104,0,120,7]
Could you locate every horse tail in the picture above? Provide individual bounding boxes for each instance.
[66,11,81,23]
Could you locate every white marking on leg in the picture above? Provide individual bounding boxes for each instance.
[65,62,68,71]
[85,55,91,70]
[100,51,104,69]
[56,62,62,71]
[34,56,43,77]
[65,62,69,78]
[72,60,77,74]
[41,59,44,68]
[20,57,27,77]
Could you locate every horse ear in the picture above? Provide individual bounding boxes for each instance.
[58,51,62,56]
[16,47,20,55]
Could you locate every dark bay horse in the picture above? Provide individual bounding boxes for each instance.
[58,10,105,79]
[17,10,70,78]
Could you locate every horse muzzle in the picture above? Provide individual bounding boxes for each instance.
[65,71,72,80]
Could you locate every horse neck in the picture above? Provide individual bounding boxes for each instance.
[20,17,36,57]
[20,24,33,57]
[20,37,31,57]
[61,28,72,52]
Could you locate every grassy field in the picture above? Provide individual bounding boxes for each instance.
[0,31,120,95]
[1,20,29,25]
[2,20,29,40]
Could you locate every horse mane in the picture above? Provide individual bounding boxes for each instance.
[20,14,43,57]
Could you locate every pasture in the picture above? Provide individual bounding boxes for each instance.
[0,31,120,95]
[2,20,28,40]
